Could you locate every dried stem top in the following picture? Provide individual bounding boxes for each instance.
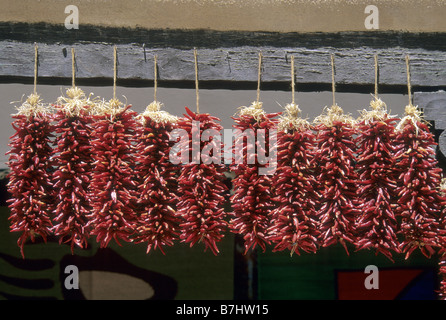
[55,87,99,117]
[358,97,396,124]
[138,100,178,125]
[314,104,356,128]
[440,178,446,193]
[237,101,266,122]
[277,103,310,132]
[395,103,427,135]
[95,97,128,119]
[13,93,51,119]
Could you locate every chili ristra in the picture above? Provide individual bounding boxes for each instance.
[88,99,139,248]
[6,93,54,258]
[440,253,446,300]
[312,105,359,254]
[133,101,181,254]
[51,87,97,253]
[394,104,445,259]
[438,179,446,300]
[176,106,228,255]
[230,101,279,254]
[354,98,401,261]
[267,103,319,256]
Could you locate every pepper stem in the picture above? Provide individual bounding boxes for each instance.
[278,103,310,132]
[314,104,356,128]
[138,100,178,125]
[14,93,50,119]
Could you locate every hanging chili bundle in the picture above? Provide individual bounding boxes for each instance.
[51,87,97,252]
[175,106,228,255]
[312,104,359,254]
[440,242,446,300]
[133,101,181,254]
[438,179,446,300]
[88,99,139,248]
[354,98,401,261]
[174,106,228,255]
[6,93,54,258]
[267,103,319,256]
[393,104,445,259]
[230,101,279,254]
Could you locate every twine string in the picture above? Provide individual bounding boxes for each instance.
[257,51,262,104]
[395,54,424,134]
[194,48,199,113]
[291,55,295,105]
[72,47,76,88]
[406,55,413,106]
[33,43,38,94]
[113,45,117,100]
[154,54,158,102]
[374,54,379,100]
[331,53,336,107]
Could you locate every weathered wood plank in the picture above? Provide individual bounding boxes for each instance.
[1,41,446,87]
[414,91,446,170]
[1,22,446,87]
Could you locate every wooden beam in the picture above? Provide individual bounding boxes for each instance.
[1,23,446,87]
[1,40,446,87]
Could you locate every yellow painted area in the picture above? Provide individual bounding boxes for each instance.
[1,0,445,32]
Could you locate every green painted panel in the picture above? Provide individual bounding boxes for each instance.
[257,243,440,300]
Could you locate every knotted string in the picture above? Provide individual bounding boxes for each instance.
[13,43,50,118]
[291,55,295,105]
[313,53,356,128]
[395,54,425,135]
[113,45,117,101]
[236,51,265,121]
[154,54,158,102]
[331,53,336,107]
[257,51,262,104]
[33,43,38,94]
[406,55,413,107]
[72,47,76,88]
[374,54,379,100]
[194,48,199,114]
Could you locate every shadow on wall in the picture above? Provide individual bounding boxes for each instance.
[0,247,177,300]
[59,248,177,300]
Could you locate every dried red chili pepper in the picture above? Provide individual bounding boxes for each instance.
[132,102,181,254]
[438,180,446,299]
[354,98,401,261]
[393,105,445,259]
[439,255,446,300]
[312,105,359,254]
[51,88,97,252]
[175,106,228,255]
[230,102,279,254]
[266,103,319,256]
[6,94,54,258]
[88,99,139,248]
